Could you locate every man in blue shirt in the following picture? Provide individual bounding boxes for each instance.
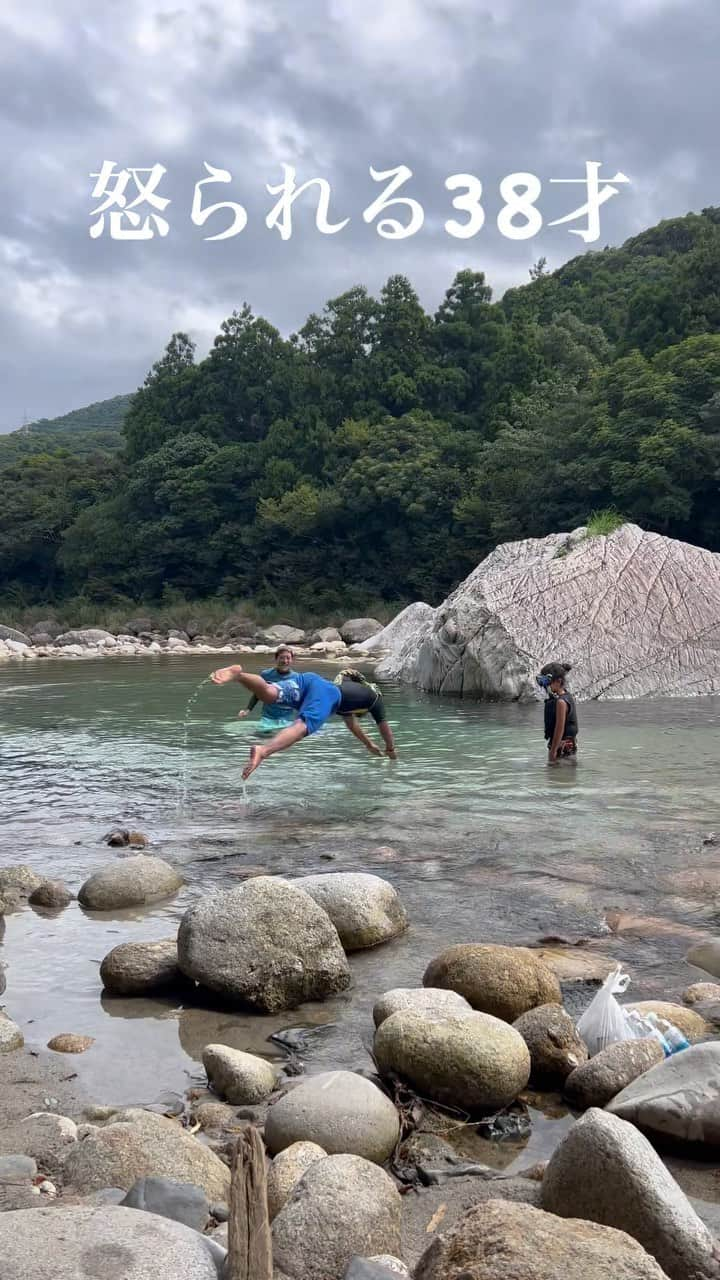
[211,662,397,778]
[237,645,297,732]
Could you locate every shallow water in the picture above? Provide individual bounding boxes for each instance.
[1,654,720,1167]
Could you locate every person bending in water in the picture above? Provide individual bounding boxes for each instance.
[537,662,578,762]
[211,664,397,778]
[237,645,298,733]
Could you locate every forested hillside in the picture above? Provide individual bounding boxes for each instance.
[0,394,129,465]
[2,209,720,616]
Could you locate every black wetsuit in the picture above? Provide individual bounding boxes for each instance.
[335,680,387,724]
[544,691,578,754]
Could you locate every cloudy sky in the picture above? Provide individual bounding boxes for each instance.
[0,0,717,430]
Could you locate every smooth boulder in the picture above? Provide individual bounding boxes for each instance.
[373,987,472,1027]
[541,1107,717,1280]
[684,981,720,1005]
[0,1112,78,1178]
[202,1044,277,1104]
[272,1153,401,1280]
[0,624,31,645]
[513,1003,588,1085]
[0,865,44,899]
[374,1009,530,1110]
[0,1013,24,1053]
[177,877,350,1013]
[55,628,116,646]
[340,618,384,644]
[0,1205,219,1280]
[265,1071,400,1163]
[267,1141,327,1220]
[607,1041,720,1145]
[294,873,407,951]
[423,943,561,1022]
[564,1037,665,1110]
[100,938,181,995]
[78,857,184,910]
[61,1108,230,1201]
[414,1198,668,1280]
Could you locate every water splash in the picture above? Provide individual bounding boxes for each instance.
[178,676,212,812]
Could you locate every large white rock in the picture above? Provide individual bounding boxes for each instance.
[55,628,117,647]
[541,1107,717,1280]
[292,873,407,951]
[361,603,436,654]
[378,523,720,699]
[264,1070,400,1163]
[177,877,350,1012]
[606,1041,720,1145]
[0,1205,219,1279]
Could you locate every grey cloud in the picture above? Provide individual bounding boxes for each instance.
[0,0,716,429]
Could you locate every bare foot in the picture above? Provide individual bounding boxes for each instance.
[243,745,265,780]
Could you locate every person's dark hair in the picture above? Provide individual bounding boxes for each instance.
[540,661,572,684]
[275,645,294,659]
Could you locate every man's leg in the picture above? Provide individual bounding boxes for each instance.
[244,720,308,779]
[234,672,280,705]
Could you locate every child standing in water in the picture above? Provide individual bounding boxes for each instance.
[537,662,578,762]
[237,645,298,733]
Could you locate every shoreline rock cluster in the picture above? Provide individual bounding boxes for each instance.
[0,617,387,663]
[2,855,720,1277]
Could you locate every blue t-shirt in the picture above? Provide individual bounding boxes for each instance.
[272,671,342,735]
[257,668,298,722]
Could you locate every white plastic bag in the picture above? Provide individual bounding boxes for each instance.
[576,966,634,1056]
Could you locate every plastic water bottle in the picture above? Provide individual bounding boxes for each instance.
[654,1016,690,1054]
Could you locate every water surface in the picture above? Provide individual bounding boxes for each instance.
[1,653,719,1169]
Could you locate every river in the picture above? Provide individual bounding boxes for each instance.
[1,653,719,1171]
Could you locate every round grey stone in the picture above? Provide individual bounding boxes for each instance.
[100,938,181,995]
[120,1176,209,1231]
[292,873,407,951]
[564,1038,665,1110]
[78,857,184,910]
[202,1044,277,1104]
[265,1071,400,1163]
[373,988,472,1028]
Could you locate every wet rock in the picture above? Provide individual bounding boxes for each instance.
[541,1107,717,1280]
[0,1113,78,1177]
[0,1013,24,1053]
[0,865,44,899]
[607,1041,720,1145]
[128,831,149,848]
[340,618,384,644]
[687,938,720,979]
[202,1044,277,1104]
[374,1009,530,1111]
[61,1108,230,1201]
[47,1034,94,1053]
[414,1198,667,1280]
[622,1000,710,1041]
[272,1153,401,1280]
[267,1140,328,1219]
[293,872,407,951]
[531,945,620,983]
[513,1004,588,1085]
[0,1204,220,1279]
[100,938,181,995]
[121,1176,209,1231]
[28,880,73,909]
[78,855,184,910]
[373,987,472,1027]
[684,981,720,1005]
[564,1037,665,1110]
[265,1071,399,1163]
[177,877,350,1013]
[423,944,562,1023]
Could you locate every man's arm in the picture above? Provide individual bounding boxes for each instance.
[549,699,567,760]
[377,719,397,759]
[343,715,382,756]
